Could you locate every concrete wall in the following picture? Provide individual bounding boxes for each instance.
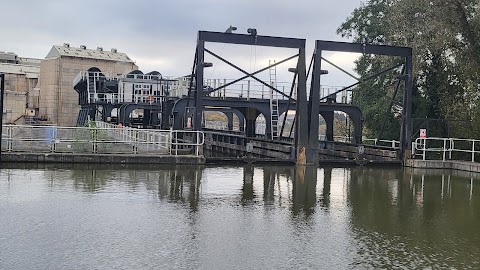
[39,56,137,126]
[2,72,39,124]
[3,91,27,124]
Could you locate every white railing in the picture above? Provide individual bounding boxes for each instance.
[203,79,351,103]
[364,138,400,148]
[1,123,204,156]
[414,137,480,162]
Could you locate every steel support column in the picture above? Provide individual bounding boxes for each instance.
[401,51,414,159]
[194,39,205,131]
[307,50,322,164]
[295,47,309,165]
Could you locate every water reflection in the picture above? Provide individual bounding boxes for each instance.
[347,167,480,268]
[291,166,317,217]
[241,166,254,202]
[2,164,480,268]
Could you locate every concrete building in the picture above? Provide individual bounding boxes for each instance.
[118,70,174,104]
[172,75,192,97]
[39,43,137,126]
[0,52,41,124]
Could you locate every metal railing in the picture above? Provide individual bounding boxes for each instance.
[413,137,480,162]
[1,123,204,156]
[364,138,400,148]
[202,79,351,102]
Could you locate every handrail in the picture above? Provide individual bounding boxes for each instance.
[363,138,400,148]
[1,123,205,156]
[413,137,480,162]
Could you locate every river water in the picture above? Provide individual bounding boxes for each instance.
[1,164,479,269]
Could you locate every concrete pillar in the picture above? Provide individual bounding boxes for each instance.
[151,111,159,127]
[238,114,245,132]
[245,108,258,138]
[322,111,334,141]
[225,111,234,131]
[143,109,151,127]
[232,110,245,132]
[265,111,272,139]
[352,116,363,144]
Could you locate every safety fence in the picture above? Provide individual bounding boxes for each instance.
[1,123,204,156]
[413,137,480,162]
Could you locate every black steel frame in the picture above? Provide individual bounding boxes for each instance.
[311,40,413,160]
[193,31,310,164]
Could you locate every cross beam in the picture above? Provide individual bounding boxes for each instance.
[194,31,309,165]
[311,40,413,161]
[204,48,297,100]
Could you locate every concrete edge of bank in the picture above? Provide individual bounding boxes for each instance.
[1,153,205,165]
[406,159,480,173]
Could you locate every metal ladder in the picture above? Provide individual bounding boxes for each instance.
[87,73,96,103]
[269,60,279,139]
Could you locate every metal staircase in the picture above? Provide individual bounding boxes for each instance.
[269,60,279,139]
[76,107,90,126]
[87,73,96,104]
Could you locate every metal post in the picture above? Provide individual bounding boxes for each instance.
[423,138,426,161]
[0,74,4,162]
[308,48,322,164]
[443,139,446,161]
[223,79,227,98]
[401,52,414,160]
[472,140,475,162]
[194,38,205,131]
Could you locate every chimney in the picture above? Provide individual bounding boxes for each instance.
[97,47,103,51]
[63,43,70,48]
[111,48,118,53]
[80,45,86,49]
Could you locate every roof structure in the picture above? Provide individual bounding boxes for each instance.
[0,63,40,78]
[45,44,134,63]
[18,57,42,66]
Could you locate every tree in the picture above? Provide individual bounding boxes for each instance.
[338,0,480,139]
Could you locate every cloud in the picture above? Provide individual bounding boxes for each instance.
[1,0,361,86]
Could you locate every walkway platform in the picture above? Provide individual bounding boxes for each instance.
[1,153,205,165]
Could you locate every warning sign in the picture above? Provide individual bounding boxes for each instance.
[420,129,427,138]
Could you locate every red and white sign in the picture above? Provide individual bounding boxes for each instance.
[420,129,427,138]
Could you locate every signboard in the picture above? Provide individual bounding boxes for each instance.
[184,107,195,130]
[420,129,427,138]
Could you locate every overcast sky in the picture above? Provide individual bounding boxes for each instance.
[1,0,363,86]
